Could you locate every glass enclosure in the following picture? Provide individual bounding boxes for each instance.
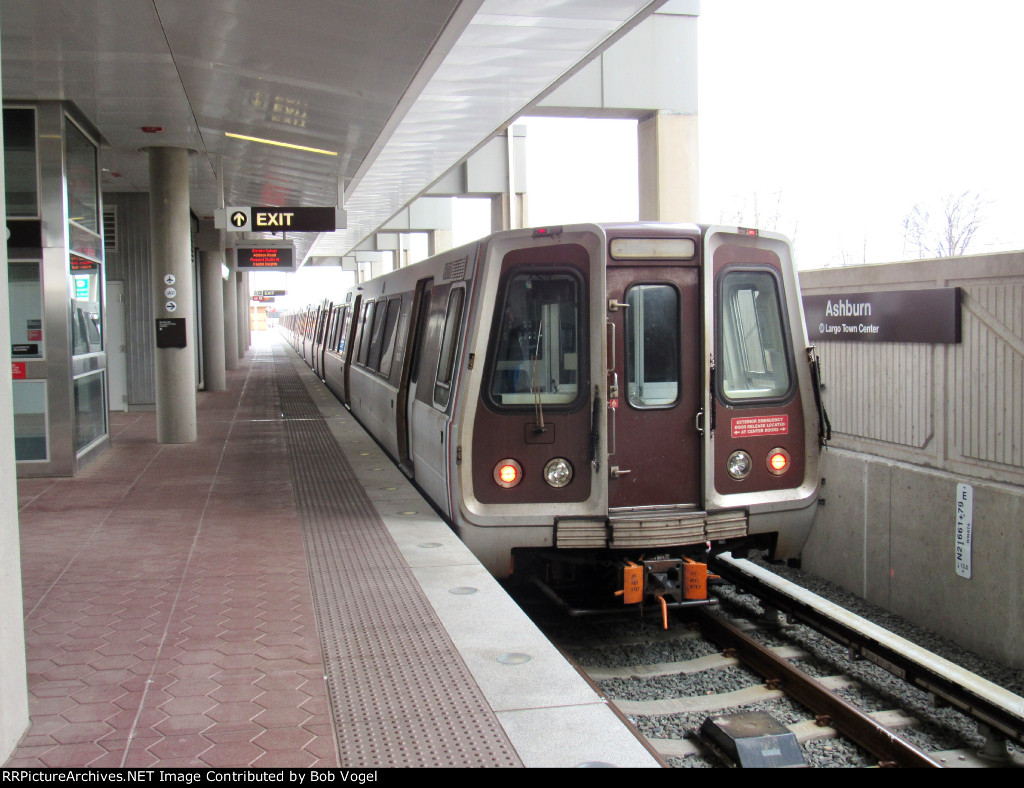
[4,102,108,474]
[4,107,37,216]
[64,117,99,234]
[73,372,106,453]
[12,380,47,461]
[9,261,43,359]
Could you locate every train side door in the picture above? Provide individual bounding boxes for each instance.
[605,262,702,508]
[398,278,433,474]
[339,296,358,405]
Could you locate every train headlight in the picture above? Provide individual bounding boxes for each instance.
[767,448,791,475]
[727,451,752,480]
[494,459,523,488]
[543,458,573,488]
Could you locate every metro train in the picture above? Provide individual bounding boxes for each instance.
[281,223,827,609]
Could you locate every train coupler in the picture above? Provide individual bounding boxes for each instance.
[615,557,712,627]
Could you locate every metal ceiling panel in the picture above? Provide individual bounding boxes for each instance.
[1,0,665,263]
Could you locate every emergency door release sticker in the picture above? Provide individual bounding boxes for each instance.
[731,415,789,439]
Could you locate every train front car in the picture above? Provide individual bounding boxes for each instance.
[452,223,821,613]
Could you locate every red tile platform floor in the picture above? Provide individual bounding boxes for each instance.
[7,352,338,768]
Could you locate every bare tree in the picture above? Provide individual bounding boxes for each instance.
[719,190,798,243]
[902,191,985,258]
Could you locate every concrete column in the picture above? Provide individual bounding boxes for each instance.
[638,111,699,222]
[428,229,454,256]
[236,272,248,358]
[223,267,239,371]
[243,272,252,350]
[149,147,197,443]
[199,250,227,390]
[0,53,32,759]
[490,194,510,232]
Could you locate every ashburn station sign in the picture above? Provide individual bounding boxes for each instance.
[803,287,962,344]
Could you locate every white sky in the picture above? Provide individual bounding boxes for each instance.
[284,0,1024,303]
[510,0,1024,270]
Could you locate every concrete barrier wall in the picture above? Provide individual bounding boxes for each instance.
[798,252,1024,667]
[803,449,1023,666]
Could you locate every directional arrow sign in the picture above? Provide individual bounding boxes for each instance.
[226,207,251,232]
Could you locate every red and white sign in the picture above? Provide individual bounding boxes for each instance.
[12,362,26,380]
[731,414,789,439]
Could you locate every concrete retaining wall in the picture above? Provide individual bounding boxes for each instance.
[798,252,1024,668]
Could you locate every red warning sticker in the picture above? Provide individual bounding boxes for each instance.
[731,415,789,438]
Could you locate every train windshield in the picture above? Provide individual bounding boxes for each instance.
[718,270,792,401]
[489,272,581,407]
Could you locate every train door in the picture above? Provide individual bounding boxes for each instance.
[339,296,358,405]
[398,277,433,474]
[605,259,702,509]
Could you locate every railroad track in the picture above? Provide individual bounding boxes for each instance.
[530,555,1024,768]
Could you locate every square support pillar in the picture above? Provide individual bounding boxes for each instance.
[638,111,699,223]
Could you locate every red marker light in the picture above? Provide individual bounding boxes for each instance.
[494,459,523,488]
[766,448,790,475]
[499,464,518,483]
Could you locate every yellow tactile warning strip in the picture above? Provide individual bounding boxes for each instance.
[273,345,522,767]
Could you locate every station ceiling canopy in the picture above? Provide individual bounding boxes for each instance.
[1,0,666,264]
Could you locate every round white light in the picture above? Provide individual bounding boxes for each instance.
[727,450,752,480]
[543,458,573,488]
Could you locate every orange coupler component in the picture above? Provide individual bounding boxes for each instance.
[620,563,644,604]
[683,561,708,600]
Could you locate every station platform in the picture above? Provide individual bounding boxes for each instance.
[6,332,660,769]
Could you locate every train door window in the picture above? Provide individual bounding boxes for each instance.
[718,270,792,401]
[433,286,465,408]
[624,284,679,408]
[328,307,341,349]
[488,272,582,407]
[338,306,353,356]
[366,298,390,371]
[323,307,335,343]
[377,296,402,378]
[333,306,346,352]
[356,300,375,366]
[409,282,433,385]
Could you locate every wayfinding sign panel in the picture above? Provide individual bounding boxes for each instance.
[803,287,962,344]
[223,206,341,232]
[235,241,296,272]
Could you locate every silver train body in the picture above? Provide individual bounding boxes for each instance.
[281,223,824,579]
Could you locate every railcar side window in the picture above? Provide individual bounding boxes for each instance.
[625,284,679,407]
[434,287,465,408]
[489,272,581,407]
[718,270,791,401]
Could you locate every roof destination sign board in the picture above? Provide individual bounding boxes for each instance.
[221,206,344,233]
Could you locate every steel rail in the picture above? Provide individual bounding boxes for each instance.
[709,553,1024,749]
[692,606,943,768]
